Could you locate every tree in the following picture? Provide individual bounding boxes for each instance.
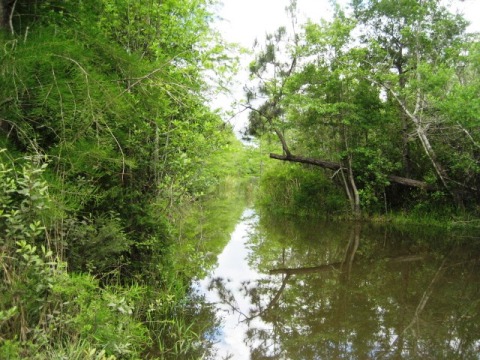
[247,0,479,216]
[352,0,475,202]
[0,0,232,272]
[0,1,237,356]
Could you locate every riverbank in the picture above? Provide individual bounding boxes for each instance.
[251,138,480,229]
[0,134,258,359]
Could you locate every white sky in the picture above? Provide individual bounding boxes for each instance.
[215,0,338,47]
[211,0,341,134]
[211,0,480,134]
[215,0,480,48]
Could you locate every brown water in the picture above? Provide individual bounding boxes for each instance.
[197,209,480,359]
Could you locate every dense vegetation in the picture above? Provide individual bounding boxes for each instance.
[247,0,480,221]
[0,0,253,358]
[1,0,479,358]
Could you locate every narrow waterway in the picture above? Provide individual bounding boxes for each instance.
[196,208,264,359]
[196,208,480,359]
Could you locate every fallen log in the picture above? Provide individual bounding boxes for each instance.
[269,153,434,190]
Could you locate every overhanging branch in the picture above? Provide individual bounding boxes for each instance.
[270,153,341,171]
[270,152,435,190]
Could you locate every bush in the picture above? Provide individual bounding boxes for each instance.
[257,163,348,217]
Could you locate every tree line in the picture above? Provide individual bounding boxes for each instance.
[247,0,480,218]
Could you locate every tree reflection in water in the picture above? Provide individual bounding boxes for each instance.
[206,213,480,359]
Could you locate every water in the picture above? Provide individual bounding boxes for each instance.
[196,209,480,359]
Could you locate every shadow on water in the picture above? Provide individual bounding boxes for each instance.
[196,210,480,359]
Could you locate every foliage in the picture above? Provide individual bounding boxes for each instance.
[247,0,480,218]
[258,162,348,218]
[167,133,260,280]
[0,0,244,357]
[0,156,145,358]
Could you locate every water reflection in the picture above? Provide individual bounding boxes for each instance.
[197,210,480,359]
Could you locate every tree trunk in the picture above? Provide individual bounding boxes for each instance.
[391,83,450,190]
[373,75,452,192]
[397,63,412,178]
[415,125,449,189]
[269,255,424,275]
[269,153,435,190]
[346,156,361,219]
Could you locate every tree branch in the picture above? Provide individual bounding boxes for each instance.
[270,152,435,190]
[269,152,342,171]
[8,0,17,35]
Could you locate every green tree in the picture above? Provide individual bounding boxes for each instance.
[0,0,232,276]
[352,0,476,203]
[247,0,479,217]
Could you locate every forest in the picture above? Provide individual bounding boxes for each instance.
[0,0,478,359]
[248,0,480,220]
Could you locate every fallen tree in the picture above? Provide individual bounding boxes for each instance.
[269,153,435,191]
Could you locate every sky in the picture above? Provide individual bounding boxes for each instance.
[211,0,480,134]
[215,0,480,48]
[214,0,339,47]
[211,0,340,134]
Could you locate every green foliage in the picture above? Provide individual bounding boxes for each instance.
[0,146,225,357]
[0,0,236,273]
[0,0,241,357]
[1,253,150,358]
[0,157,49,241]
[247,0,480,218]
[0,155,139,358]
[164,133,259,282]
[352,146,399,211]
[258,162,348,218]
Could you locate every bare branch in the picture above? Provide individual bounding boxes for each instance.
[53,54,127,181]
[8,0,17,35]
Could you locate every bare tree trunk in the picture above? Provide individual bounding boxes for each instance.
[379,79,451,190]
[346,156,361,219]
[338,125,362,218]
[273,127,291,157]
[339,157,361,218]
[415,125,449,189]
[401,114,411,176]
[339,167,355,214]
[398,66,412,177]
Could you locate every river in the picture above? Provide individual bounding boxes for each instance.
[195,208,480,359]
